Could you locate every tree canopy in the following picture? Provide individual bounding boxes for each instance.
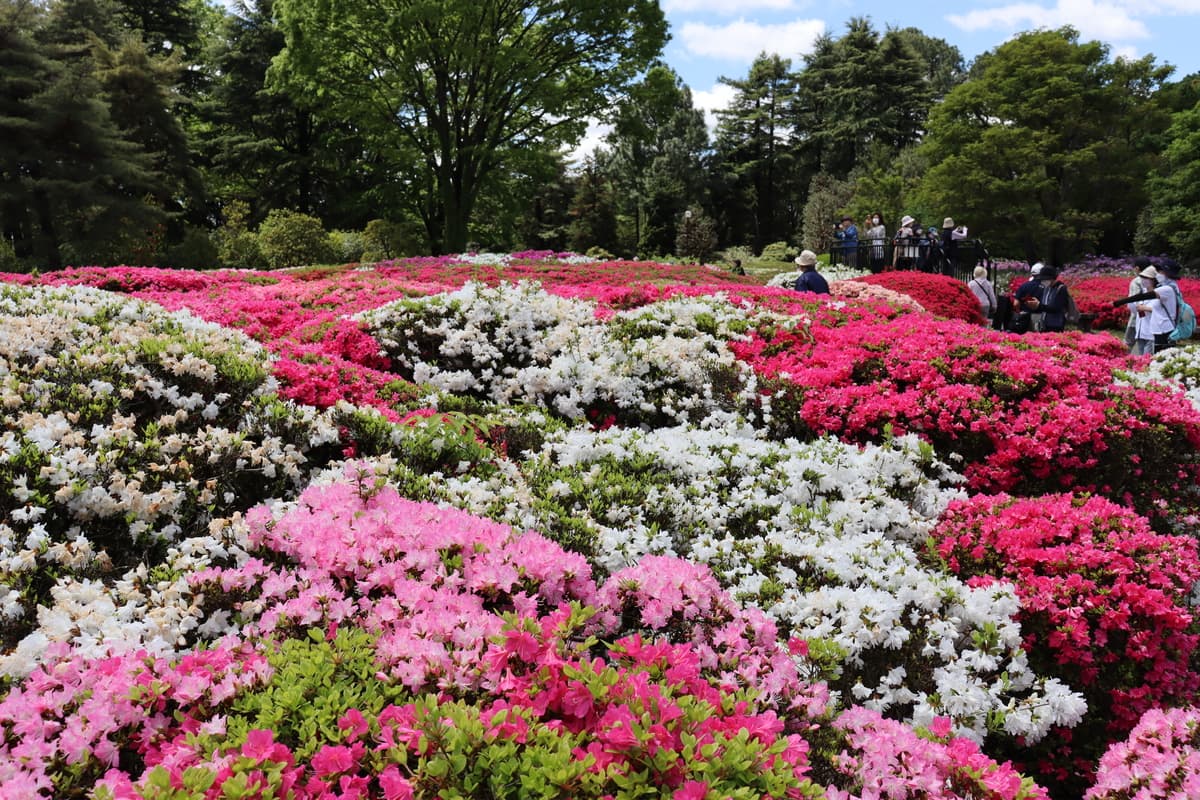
[271,0,667,254]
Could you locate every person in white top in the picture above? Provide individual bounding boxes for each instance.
[967,265,997,322]
[1113,265,1177,354]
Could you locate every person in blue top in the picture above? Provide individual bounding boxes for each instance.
[834,215,858,267]
[793,250,830,294]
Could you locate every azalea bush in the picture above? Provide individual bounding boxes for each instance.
[731,314,1200,526]
[850,271,985,323]
[1086,706,1200,800]
[2,252,1200,798]
[932,492,1200,795]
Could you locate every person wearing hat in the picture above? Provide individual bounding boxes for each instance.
[1009,262,1045,332]
[834,215,859,268]
[1034,264,1074,332]
[892,215,917,269]
[1123,256,1153,349]
[1112,264,1177,353]
[793,250,830,294]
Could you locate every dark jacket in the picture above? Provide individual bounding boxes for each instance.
[794,270,830,294]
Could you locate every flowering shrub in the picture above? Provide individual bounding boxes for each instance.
[0,284,343,675]
[494,424,1085,743]
[360,282,763,427]
[1086,706,1200,800]
[6,254,1200,798]
[830,279,927,313]
[850,272,986,323]
[731,314,1200,525]
[933,493,1200,795]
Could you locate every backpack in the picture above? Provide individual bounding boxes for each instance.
[1169,284,1196,342]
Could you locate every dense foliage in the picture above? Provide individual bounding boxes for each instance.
[2,255,1199,799]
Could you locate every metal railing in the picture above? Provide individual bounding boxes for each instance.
[828,238,993,284]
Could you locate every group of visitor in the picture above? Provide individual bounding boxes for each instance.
[832,213,969,274]
[968,255,1189,349]
[1111,256,1187,354]
[974,261,1076,333]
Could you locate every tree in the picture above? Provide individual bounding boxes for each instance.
[791,18,927,178]
[712,53,799,252]
[604,64,709,257]
[273,0,667,254]
[198,0,373,228]
[1145,100,1200,261]
[1,0,166,268]
[917,28,1171,263]
[567,153,619,256]
[888,27,966,100]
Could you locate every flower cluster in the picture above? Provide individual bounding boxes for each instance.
[731,313,1200,525]
[850,271,986,323]
[1086,706,1200,800]
[0,284,343,676]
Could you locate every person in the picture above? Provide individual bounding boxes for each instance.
[1011,262,1045,333]
[834,215,858,267]
[864,212,887,272]
[967,265,997,322]
[892,215,917,269]
[1124,256,1151,349]
[731,258,745,275]
[1113,264,1177,353]
[940,217,969,276]
[793,250,830,294]
[1034,265,1073,332]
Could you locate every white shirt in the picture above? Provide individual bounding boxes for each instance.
[1135,281,1178,338]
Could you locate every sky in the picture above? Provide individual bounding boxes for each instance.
[572,0,1200,158]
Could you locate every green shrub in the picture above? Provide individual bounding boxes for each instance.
[257,209,337,270]
[215,200,263,269]
[0,237,22,273]
[758,241,793,262]
[161,226,220,269]
[328,229,366,262]
[584,246,614,261]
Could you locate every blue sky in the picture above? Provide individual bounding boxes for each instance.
[661,0,1200,119]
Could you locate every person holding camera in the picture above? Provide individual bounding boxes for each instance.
[1112,264,1176,354]
[834,215,858,268]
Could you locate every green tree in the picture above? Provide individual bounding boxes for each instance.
[1,0,166,268]
[712,53,800,251]
[888,27,966,100]
[791,18,927,178]
[567,153,619,256]
[198,0,372,228]
[273,0,667,255]
[1146,100,1200,261]
[917,28,1171,263]
[604,64,709,257]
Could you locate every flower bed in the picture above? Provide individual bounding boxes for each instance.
[1,253,1199,798]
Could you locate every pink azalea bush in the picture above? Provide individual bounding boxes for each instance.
[932,492,1200,795]
[851,272,986,324]
[1086,706,1200,800]
[1,467,1045,799]
[731,313,1200,523]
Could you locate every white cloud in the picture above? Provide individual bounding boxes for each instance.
[948,0,1149,41]
[678,17,826,63]
[565,119,613,167]
[664,0,797,12]
[692,82,739,131]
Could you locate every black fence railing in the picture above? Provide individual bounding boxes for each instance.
[828,239,993,284]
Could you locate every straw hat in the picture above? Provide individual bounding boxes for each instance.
[795,250,818,267]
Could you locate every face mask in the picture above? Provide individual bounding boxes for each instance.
[873,217,880,224]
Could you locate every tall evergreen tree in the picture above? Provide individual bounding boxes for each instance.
[604,64,709,256]
[198,0,372,228]
[567,153,619,256]
[712,53,799,251]
[791,18,926,178]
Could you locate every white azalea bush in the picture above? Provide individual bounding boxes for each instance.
[424,423,1084,743]
[359,281,764,426]
[0,285,343,676]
